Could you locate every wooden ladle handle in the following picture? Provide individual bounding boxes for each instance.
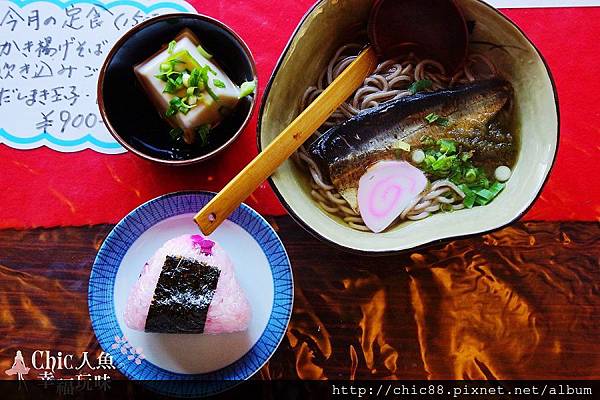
[194,47,378,235]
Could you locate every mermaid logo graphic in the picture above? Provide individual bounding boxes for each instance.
[5,350,30,380]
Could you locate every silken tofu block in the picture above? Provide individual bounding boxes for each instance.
[134,30,241,143]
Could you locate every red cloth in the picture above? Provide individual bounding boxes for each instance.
[0,2,598,228]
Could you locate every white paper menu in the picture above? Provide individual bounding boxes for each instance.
[0,0,195,154]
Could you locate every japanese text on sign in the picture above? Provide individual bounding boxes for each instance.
[0,0,194,153]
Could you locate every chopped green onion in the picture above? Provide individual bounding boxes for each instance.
[167,40,177,55]
[163,73,184,94]
[475,195,490,206]
[420,135,435,146]
[459,184,476,208]
[165,96,194,117]
[163,81,177,93]
[188,68,201,88]
[408,79,432,95]
[437,118,450,127]
[174,74,184,85]
[475,188,495,201]
[425,113,439,124]
[160,62,183,74]
[490,181,504,191]
[192,65,219,101]
[166,50,200,72]
[465,168,478,183]
[489,182,505,196]
[239,80,256,98]
[479,176,490,188]
[169,127,183,140]
[154,60,186,82]
[213,79,226,88]
[182,72,191,87]
[425,112,449,127]
[196,124,211,147]
[464,194,476,208]
[395,140,411,152]
[431,154,456,171]
[460,151,473,162]
[205,85,219,101]
[197,44,213,59]
[458,183,472,195]
[166,97,183,117]
[459,181,505,208]
[165,101,178,117]
[160,63,172,73]
[437,139,456,154]
[416,137,507,209]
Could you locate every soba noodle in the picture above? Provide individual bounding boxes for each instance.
[295,43,498,231]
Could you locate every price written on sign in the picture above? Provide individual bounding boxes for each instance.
[0,0,195,153]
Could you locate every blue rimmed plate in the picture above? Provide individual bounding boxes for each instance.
[88,191,293,397]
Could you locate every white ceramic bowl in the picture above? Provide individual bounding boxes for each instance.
[258,0,558,254]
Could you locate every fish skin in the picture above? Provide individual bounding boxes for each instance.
[308,78,513,211]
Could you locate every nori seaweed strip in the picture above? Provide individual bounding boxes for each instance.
[145,255,220,333]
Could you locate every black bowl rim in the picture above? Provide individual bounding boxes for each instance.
[256,0,561,256]
[98,12,258,166]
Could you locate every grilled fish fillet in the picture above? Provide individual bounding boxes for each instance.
[308,78,514,211]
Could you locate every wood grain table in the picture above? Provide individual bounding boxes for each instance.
[0,218,598,380]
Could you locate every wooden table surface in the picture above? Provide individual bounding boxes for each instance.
[0,218,598,380]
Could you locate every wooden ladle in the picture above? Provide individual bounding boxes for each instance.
[194,0,467,235]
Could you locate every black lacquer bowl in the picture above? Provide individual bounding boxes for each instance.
[98,13,257,165]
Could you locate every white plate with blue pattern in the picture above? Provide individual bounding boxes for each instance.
[88,191,293,397]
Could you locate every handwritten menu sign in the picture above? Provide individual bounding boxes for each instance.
[0,0,194,153]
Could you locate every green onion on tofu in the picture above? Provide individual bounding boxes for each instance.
[160,64,223,118]
[239,80,256,98]
[167,40,177,55]
[148,35,242,146]
[166,97,194,117]
[159,63,172,73]
[163,73,184,94]
[197,44,213,59]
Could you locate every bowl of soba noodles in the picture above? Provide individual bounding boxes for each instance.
[257,0,558,254]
